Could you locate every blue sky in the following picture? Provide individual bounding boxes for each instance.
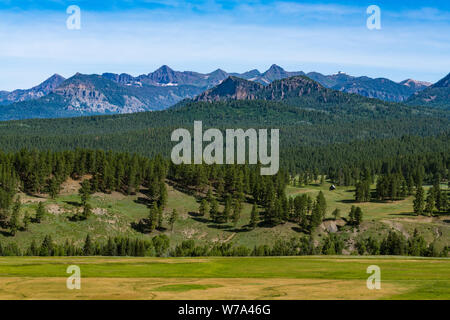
[0,0,449,90]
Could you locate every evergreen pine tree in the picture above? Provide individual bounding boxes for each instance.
[425,189,435,216]
[48,178,60,199]
[23,211,31,230]
[332,208,340,220]
[157,206,164,230]
[232,199,242,227]
[210,198,219,222]
[249,204,258,229]
[354,207,363,226]
[169,209,178,231]
[316,191,327,219]
[199,199,209,217]
[9,197,21,236]
[158,182,168,209]
[79,179,91,206]
[35,202,45,223]
[148,202,158,232]
[83,234,93,256]
[223,195,232,223]
[413,186,425,215]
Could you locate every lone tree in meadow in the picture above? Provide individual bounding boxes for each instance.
[348,206,363,226]
[35,202,46,223]
[198,199,209,217]
[79,180,92,206]
[81,203,92,220]
[223,195,232,223]
[232,199,242,227]
[332,208,340,220]
[425,189,435,216]
[157,206,164,230]
[83,234,94,256]
[48,178,60,199]
[316,191,327,219]
[169,209,178,231]
[148,202,158,232]
[23,212,31,230]
[209,198,219,222]
[354,207,363,226]
[413,185,425,215]
[158,182,168,210]
[78,180,93,220]
[9,197,21,236]
[249,204,258,229]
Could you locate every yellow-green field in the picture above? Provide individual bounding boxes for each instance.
[0,256,448,300]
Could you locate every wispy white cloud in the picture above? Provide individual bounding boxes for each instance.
[388,7,450,21]
[274,2,361,15]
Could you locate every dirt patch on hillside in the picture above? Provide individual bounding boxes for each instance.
[92,208,108,216]
[60,175,92,195]
[381,220,410,238]
[320,219,346,233]
[181,228,197,239]
[223,233,236,243]
[19,194,47,204]
[46,204,66,215]
[93,191,126,201]
[395,216,434,223]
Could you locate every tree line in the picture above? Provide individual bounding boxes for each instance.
[1,230,447,257]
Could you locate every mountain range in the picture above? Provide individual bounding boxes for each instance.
[0,64,447,121]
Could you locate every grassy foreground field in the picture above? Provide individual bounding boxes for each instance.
[0,256,448,300]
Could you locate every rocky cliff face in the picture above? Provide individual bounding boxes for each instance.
[193,75,329,103]
[194,76,263,102]
[52,74,149,114]
[261,76,325,100]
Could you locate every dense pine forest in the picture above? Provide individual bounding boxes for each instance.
[0,98,448,173]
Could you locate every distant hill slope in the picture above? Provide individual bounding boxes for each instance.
[306,73,430,103]
[406,73,450,110]
[0,74,65,105]
[330,76,418,102]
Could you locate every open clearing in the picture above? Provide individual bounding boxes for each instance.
[0,256,448,300]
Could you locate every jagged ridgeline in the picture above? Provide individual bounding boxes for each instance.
[0,76,448,172]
